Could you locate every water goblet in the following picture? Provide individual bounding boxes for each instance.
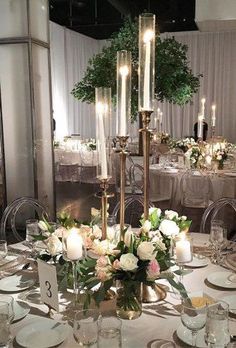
[0,241,7,261]
[181,298,207,347]
[209,220,227,264]
[0,301,12,348]
[205,301,230,347]
[0,297,14,324]
[98,314,122,348]
[73,309,100,347]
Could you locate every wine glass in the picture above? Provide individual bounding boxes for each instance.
[73,309,100,346]
[209,220,227,264]
[0,240,8,261]
[25,219,40,251]
[0,301,12,348]
[181,298,207,347]
[0,296,14,323]
[205,301,230,347]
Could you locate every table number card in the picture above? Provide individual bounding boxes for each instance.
[37,259,59,311]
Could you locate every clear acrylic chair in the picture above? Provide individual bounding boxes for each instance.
[112,196,154,227]
[129,163,144,195]
[200,198,236,240]
[0,197,50,242]
[180,170,212,209]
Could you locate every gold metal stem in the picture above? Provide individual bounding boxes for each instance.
[116,136,129,241]
[139,111,153,220]
[101,190,108,240]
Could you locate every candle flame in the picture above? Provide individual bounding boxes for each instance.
[96,102,108,115]
[119,65,129,77]
[143,29,154,43]
[212,104,216,110]
[201,98,206,104]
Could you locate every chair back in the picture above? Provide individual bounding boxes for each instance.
[129,164,144,194]
[200,198,236,240]
[112,196,154,227]
[0,197,50,241]
[180,170,211,208]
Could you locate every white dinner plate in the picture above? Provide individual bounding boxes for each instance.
[150,164,162,170]
[162,168,179,174]
[207,271,236,289]
[13,300,30,322]
[185,256,208,268]
[16,317,70,348]
[176,324,207,347]
[0,274,35,292]
[221,295,236,315]
[0,255,18,266]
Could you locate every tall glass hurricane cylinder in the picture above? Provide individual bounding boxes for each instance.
[116,50,131,136]
[138,13,156,112]
[95,87,112,181]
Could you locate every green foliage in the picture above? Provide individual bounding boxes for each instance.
[71,18,201,120]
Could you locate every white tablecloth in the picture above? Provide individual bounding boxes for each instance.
[149,169,236,210]
[4,234,236,348]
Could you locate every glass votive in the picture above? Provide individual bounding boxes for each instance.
[98,314,122,348]
[0,241,8,261]
[0,301,11,348]
[62,228,85,262]
[174,233,193,265]
[73,309,100,346]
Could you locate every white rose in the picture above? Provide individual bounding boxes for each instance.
[46,234,62,256]
[38,221,48,231]
[217,154,222,161]
[155,239,167,251]
[159,219,180,237]
[54,226,67,238]
[92,240,116,256]
[124,229,134,247]
[148,207,161,217]
[165,210,178,220]
[181,216,187,221]
[141,220,152,233]
[92,225,102,239]
[137,241,157,261]
[106,226,115,241]
[119,253,138,271]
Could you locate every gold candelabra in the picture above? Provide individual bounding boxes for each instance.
[139,110,153,220]
[116,136,129,240]
[96,179,114,240]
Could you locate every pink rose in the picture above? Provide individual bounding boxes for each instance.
[112,259,121,270]
[96,256,108,268]
[85,237,93,249]
[147,259,160,280]
[96,270,108,282]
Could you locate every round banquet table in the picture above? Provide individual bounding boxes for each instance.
[3,233,236,348]
[149,167,236,210]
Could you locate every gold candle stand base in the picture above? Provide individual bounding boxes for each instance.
[142,283,167,303]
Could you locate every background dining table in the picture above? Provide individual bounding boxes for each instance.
[1,233,236,348]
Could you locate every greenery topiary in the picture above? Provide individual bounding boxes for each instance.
[71,18,201,121]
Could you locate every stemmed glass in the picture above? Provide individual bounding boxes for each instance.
[25,219,40,255]
[181,298,207,347]
[205,301,230,347]
[62,228,86,306]
[0,240,8,262]
[209,220,227,264]
[0,300,13,348]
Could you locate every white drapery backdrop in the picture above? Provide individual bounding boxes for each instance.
[50,21,236,143]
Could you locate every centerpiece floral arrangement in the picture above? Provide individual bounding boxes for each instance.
[35,208,191,319]
[184,144,204,169]
[171,137,197,153]
[212,149,228,170]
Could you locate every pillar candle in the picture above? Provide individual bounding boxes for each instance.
[211,104,216,127]
[198,113,203,138]
[201,98,206,119]
[119,65,129,135]
[143,29,154,110]
[176,239,192,263]
[97,102,108,178]
[67,229,83,261]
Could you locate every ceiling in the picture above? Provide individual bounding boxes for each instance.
[49,0,198,39]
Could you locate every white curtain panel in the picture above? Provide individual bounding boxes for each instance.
[50,22,236,142]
